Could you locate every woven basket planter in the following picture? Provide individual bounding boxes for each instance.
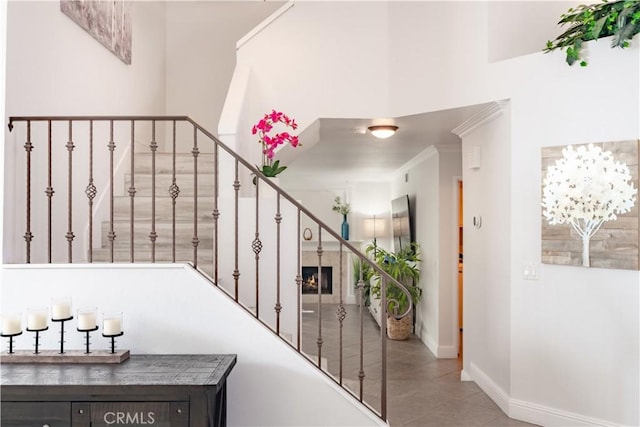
[386,314,412,340]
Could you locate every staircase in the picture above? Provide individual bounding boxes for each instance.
[91,151,216,277]
[7,115,416,423]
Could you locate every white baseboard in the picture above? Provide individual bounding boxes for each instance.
[421,330,458,358]
[510,398,618,427]
[468,362,510,414]
[467,362,620,427]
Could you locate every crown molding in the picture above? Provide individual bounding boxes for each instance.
[435,143,462,153]
[451,100,509,138]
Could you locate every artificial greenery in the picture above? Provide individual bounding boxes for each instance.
[332,196,351,215]
[260,159,287,178]
[252,159,286,184]
[544,0,640,66]
[366,242,422,315]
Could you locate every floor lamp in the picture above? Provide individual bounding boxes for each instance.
[364,215,386,258]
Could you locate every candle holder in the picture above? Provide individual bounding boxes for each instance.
[51,316,73,354]
[77,307,98,354]
[51,297,73,354]
[26,307,49,354]
[0,331,22,354]
[102,331,124,354]
[102,312,123,354]
[78,325,99,354]
[26,326,48,354]
[1,313,23,354]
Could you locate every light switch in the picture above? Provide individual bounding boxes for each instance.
[523,263,539,280]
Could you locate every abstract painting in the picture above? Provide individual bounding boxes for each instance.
[61,0,132,64]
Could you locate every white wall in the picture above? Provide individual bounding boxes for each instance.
[4,1,167,263]
[391,146,461,359]
[460,104,512,401]
[1,264,386,427]
[165,1,283,152]
[235,1,392,164]
[436,148,463,356]
[228,2,640,425]
[392,149,439,352]
[502,44,640,426]
[487,1,580,63]
[0,0,7,264]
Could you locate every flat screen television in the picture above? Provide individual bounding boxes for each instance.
[391,195,412,252]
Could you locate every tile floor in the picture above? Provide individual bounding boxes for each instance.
[301,303,537,427]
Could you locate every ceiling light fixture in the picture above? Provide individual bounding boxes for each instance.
[368,125,398,139]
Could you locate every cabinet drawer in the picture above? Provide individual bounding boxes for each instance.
[86,402,188,427]
[1,401,71,426]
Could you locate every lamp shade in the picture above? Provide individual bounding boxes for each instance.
[368,125,398,139]
[363,216,386,238]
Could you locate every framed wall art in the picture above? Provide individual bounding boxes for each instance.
[61,0,132,64]
[541,140,639,270]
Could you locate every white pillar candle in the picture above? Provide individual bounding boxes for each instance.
[2,315,22,335]
[51,298,72,320]
[27,308,48,330]
[77,310,97,330]
[103,316,122,335]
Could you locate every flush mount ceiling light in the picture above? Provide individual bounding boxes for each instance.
[368,125,398,139]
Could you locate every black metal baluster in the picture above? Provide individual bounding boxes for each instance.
[381,276,388,419]
[233,159,240,300]
[46,120,54,263]
[149,120,157,262]
[316,226,323,368]
[66,120,75,263]
[129,120,136,262]
[274,194,282,334]
[86,120,97,262]
[168,121,180,262]
[296,209,302,351]
[108,121,116,262]
[252,179,262,317]
[337,243,346,385]
[24,121,33,263]
[358,263,366,401]
[212,142,219,284]
[192,125,199,268]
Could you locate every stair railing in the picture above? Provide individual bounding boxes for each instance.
[7,115,415,421]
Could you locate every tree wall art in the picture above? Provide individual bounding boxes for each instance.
[541,140,639,270]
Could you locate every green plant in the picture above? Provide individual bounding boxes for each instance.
[332,196,351,215]
[366,242,422,315]
[353,257,374,306]
[544,0,640,66]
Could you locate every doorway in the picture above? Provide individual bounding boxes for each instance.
[457,179,464,358]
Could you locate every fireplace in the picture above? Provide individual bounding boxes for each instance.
[301,266,333,294]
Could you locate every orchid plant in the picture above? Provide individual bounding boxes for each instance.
[252,110,300,178]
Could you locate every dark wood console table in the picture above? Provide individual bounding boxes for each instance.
[1,354,236,427]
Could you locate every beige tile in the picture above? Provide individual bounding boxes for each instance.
[301,304,538,427]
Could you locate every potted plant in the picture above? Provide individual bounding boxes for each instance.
[366,242,421,340]
[251,110,300,183]
[332,196,351,240]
